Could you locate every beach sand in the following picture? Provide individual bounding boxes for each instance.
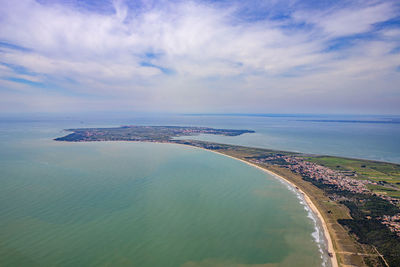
[210,150,339,267]
[62,140,339,267]
[178,145,339,267]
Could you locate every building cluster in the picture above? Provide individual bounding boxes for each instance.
[381,214,400,237]
[250,155,370,194]
[249,154,400,236]
[285,156,370,194]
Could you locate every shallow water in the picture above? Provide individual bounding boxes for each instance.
[172,114,400,164]
[0,122,324,266]
[3,113,399,162]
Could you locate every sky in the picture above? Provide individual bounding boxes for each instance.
[0,0,399,114]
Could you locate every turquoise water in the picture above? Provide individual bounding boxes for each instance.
[0,123,324,266]
[169,114,400,164]
[2,113,399,162]
[5,113,398,162]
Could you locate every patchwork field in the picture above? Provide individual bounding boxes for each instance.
[304,156,400,198]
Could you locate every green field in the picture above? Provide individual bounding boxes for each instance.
[367,184,400,198]
[55,126,400,266]
[55,126,400,199]
[304,156,400,198]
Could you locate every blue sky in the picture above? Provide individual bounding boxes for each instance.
[0,0,399,114]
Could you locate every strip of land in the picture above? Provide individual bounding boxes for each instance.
[55,126,400,267]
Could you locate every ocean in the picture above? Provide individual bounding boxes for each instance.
[0,113,398,266]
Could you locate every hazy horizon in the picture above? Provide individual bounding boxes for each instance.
[1,111,400,119]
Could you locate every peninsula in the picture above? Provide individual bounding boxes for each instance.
[54,126,254,142]
[55,126,400,267]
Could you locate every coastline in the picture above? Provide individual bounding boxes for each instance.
[56,139,339,266]
[209,150,338,267]
[175,143,339,267]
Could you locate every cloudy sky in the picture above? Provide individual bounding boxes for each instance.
[0,0,399,114]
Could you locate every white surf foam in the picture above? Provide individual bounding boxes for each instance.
[276,177,331,267]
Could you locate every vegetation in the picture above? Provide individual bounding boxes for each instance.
[55,126,254,142]
[339,198,400,267]
[302,174,400,266]
[304,156,400,199]
[55,126,400,267]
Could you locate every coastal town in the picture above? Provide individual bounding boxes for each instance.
[55,125,400,266]
[248,154,400,237]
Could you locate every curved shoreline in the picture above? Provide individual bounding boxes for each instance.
[208,150,338,267]
[57,140,339,267]
[173,144,338,267]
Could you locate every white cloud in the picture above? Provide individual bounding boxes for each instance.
[0,0,399,113]
[294,2,397,37]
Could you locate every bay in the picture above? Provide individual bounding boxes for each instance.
[0,121,323,267]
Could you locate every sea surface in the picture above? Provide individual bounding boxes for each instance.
[0,113,399,266]
[176,114,400,164]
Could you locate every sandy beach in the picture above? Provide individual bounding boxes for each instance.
[62,140,339,266]
[209,150,339,267]
[175,144,339,267]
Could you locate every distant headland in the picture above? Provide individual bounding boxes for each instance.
[54,126,254,142]
[55,125,400,267]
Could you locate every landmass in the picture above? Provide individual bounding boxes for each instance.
[55,126,400,267]
[54,126,254,142]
